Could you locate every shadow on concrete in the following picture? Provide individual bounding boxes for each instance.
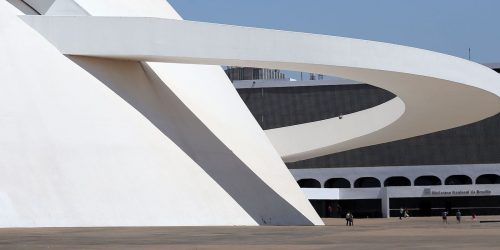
[69,56,313,225]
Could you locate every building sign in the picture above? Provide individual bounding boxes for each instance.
[423,188,492,197]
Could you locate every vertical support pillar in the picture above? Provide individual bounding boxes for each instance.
[380,187,390,218]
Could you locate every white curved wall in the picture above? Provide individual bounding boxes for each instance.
[0,2,253,226]
[0,0,322,226]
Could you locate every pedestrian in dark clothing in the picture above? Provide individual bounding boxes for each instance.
[456,210,461,223]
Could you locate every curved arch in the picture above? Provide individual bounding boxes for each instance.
[297,179,321,188]
[324,178,351,188]
[22,16,500,162]
[476,174,500,184]
[354,177,381,188]
[384,176,411,187]
[414,175,442,186]
[445,175,472,185]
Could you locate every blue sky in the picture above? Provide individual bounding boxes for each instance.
[168,0,500,64]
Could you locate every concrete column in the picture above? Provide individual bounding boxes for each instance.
[380,187,390,218]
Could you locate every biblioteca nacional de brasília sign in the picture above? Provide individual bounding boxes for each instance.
[423,188,494,197]
[1,0,500,227]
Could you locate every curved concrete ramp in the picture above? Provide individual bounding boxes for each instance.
[22,16,500,162]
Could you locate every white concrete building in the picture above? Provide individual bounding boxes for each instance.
[0,0,499,226]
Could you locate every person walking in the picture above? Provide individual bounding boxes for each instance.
[442,211,448,224]
[399,207,404,220]
[456,210,461,223]
[348,212,354,226]
[345,212,351,226]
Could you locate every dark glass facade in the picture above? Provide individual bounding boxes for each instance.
[238,84,395,129]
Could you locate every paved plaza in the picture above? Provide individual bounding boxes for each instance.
[0,216,499,249]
